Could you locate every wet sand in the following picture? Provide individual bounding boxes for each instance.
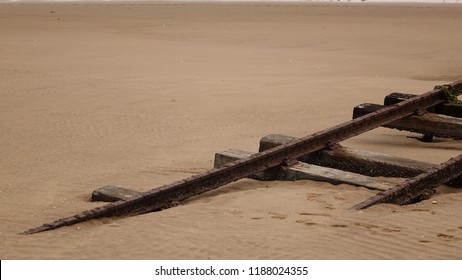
[1,2,462,259]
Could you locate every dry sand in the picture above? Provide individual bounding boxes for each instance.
[1,2,462,259]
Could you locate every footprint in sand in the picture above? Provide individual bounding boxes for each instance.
[355,222,379,230]
[305,193,335,210]
[331,224,348,228]
[298,212,331,217]
[296,220,317,226]
[382,227,401,233]
[410,208,429,212]
[436,233,461,241]
[354,222,401,233]
[437,233,454,239]
[228,209,244,218]
[306,193,322,201]
[296,213,333,226]
[269,212,287,220]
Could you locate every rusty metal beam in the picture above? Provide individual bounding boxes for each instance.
[350,153,462,210]
[353,103,462,139]
[23,80,462,234]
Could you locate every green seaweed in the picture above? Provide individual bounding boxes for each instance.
[434,84,461,104]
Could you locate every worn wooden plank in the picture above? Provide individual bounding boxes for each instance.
[436,103,462,118]
[351,153,462,210]
[353,103,462,139]
[284,163,395,191]
[91,185,141,202]
[383,92,462,142]
[260,134,432,177]
[215,149,395,191]
[214,149,270,180]
[259,134,462,187]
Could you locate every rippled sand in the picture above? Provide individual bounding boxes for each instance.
[1,2,461,259]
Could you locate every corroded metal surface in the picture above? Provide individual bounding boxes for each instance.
[351,153,462,210]
[23,80,462,234]
[353,103,462,139]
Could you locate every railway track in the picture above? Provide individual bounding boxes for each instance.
[23,80,462,235]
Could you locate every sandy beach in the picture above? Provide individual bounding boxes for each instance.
[1,1,462,259]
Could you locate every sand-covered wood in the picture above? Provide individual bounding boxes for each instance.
[91,185,140,202]
[260,134,434,177]
[215,149,395,191]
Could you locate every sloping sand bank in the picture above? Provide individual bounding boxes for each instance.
[1,2,461,259]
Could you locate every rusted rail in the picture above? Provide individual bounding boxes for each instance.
[23,79,462,234]
[353,103,462,139]
[351,153,462,210]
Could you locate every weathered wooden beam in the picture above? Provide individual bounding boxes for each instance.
[384,93,419,106]
[213,149,270,180]
[91,185,141,202]
[353,103,462,139]
[351,153,462,210]
[384,92,462,118]
[215,149,396,191]
[383,92,462,142]
[284,163,395,191]
[260,134,432,177]
[436,103,462,118]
